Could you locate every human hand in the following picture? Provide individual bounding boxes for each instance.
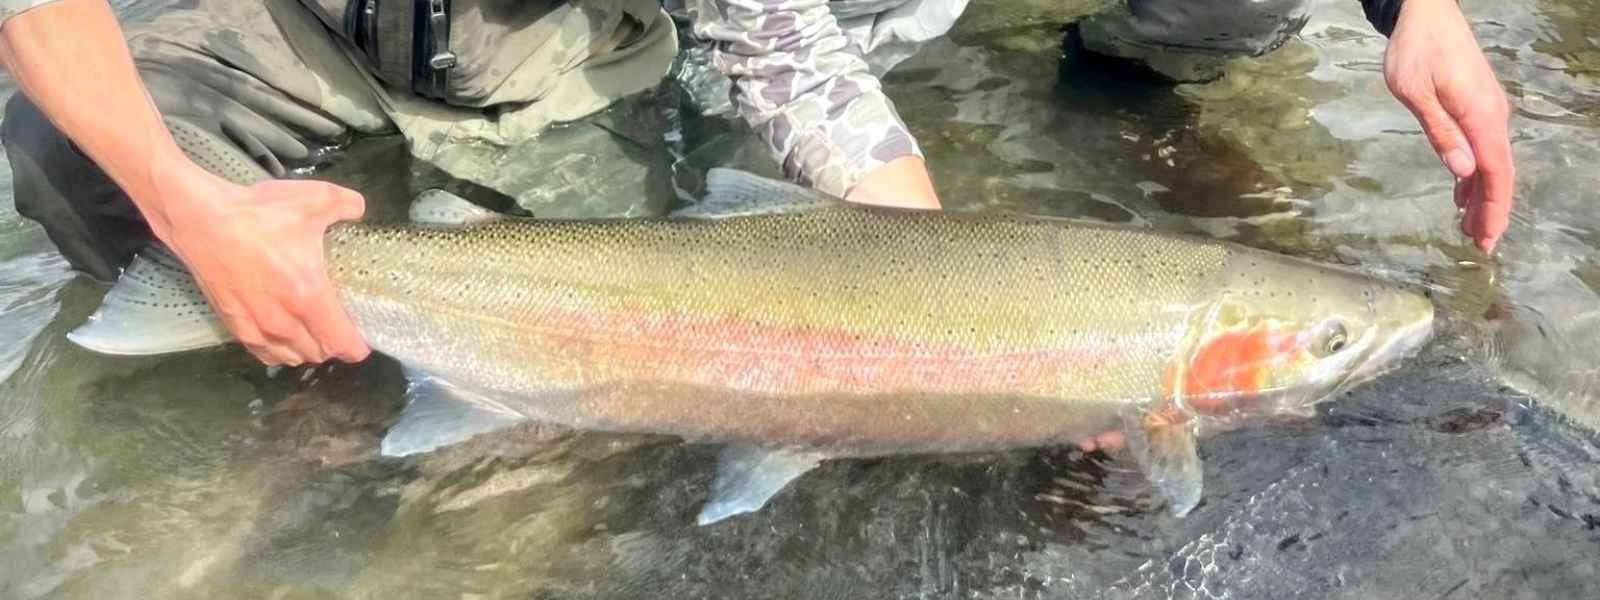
[1384,0,1515,252]
[845,156,943,210]
[150,165,370,366]
[0,0,367,365]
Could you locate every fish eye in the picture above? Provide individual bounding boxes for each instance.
[1313,320,1350,357]
[1325,331,1348,354]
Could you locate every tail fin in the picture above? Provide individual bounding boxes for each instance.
[66,245,232,355]
[66,187,484,357]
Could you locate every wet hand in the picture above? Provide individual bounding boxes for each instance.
[845,156,943,210]
[1384,0,1515,252]
[151,166,371,366]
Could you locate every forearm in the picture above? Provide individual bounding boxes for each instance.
[687,0,922,197]
[0,0,199,235]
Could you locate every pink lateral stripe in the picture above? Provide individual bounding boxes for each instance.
[525,297,1123,396]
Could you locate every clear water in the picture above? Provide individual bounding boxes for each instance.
[3,0,1599,598]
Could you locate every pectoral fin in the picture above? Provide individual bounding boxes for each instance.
[381,370,532,457]
[697,444,826,525]
[1124,408,1204,517]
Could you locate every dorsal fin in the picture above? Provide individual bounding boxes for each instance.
[409,189,507,225]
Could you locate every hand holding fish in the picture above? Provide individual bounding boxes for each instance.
[0,0,370,367]
[1383,0,1515,253]
[154,168,371,366]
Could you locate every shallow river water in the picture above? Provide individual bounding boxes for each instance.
[2,0,1600,598]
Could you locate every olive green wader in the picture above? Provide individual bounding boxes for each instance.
[3,0,677,282]
[1077,0,1315,81]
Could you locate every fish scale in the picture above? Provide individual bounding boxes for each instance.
[66,169,1434,521]
[327,209,1230,410]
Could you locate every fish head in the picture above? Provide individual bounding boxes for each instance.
[1165,252,1436,426]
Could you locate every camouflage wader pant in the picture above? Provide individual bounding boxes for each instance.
[2,0,679,283]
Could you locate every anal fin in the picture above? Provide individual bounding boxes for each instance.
[697,444,825,525]
[381,370,534,457]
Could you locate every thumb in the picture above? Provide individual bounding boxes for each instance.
[333,185,365,222]
[312,183,366,222]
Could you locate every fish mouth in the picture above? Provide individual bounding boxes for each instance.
[1335,313,1435,396]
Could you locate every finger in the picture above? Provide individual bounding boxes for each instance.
[320,184,366,222]
[1406,95,1477,179]
[299,227,370,362]
[259,345,305,367]
[1453,175,1472,209]
[255,302,326,364]
[240,324,303,366]
[222,283,316,366]
[1094,431,1125,454]
[1458,110,1515,250]
[234,320,299,366]
[195,285,298,366]
[301,284,371,363]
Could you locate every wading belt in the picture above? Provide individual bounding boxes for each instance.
[341,0,456,101]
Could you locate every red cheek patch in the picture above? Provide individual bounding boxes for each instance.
[1162,324,1300,414]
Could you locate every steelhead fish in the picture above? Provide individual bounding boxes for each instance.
[67,169,1434,524]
